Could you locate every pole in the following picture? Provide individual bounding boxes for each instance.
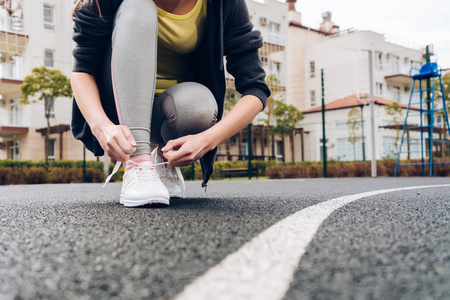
[368,51,377,177]
[191,163,195,181]
[360,104,366,161]
[83,146,86,183]
[247,123,252,180]
[321,69,327,178]
[426,45,433,176]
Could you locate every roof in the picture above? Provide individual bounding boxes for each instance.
[288,21,329,35]
[302,93,419,114]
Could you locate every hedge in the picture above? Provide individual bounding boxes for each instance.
[0,160,117,185]
[265,159,450,179]
[0,159,448,185]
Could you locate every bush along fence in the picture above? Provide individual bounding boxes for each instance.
[0,159,448,185]
[0,160,110,185]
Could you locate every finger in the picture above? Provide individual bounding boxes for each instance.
[120,126,136,147]
[164,148,195,166]
[161,136,189,152]
[106,139,129,162]
[114,129,134,155]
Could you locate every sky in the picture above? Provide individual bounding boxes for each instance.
[295,0,450,66]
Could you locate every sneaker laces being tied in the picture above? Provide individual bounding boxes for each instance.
[103,159,168,188]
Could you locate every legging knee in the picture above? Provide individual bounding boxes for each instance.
[151,82,218,143]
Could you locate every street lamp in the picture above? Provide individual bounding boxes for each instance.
[359,101,367,162]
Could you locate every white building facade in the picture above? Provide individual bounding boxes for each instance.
[0,0,100,161]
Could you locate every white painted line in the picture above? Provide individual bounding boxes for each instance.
[174,184,450,300]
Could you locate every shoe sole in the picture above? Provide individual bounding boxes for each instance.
[120,194,170,207]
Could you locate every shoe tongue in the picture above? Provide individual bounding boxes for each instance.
[139,161,154,167]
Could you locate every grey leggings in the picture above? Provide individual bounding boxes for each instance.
[111,0,218,156]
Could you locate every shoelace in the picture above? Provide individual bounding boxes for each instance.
[103,160,168,188]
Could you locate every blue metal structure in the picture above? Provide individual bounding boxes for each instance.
[394,63,450,176]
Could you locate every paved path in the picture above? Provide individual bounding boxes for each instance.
[0,177,449,300]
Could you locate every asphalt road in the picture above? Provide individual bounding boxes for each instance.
[0,177,449,300]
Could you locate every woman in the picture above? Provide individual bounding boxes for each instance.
[71,0,270,207]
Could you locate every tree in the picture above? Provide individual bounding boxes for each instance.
[257,73,284,160]
[272,101,304,162]
[347,107,361,160]
[435,73,450,156]
[20,66,72,164]
[272,102,304,135]
[258,73,283,127]
[385,102,404,156]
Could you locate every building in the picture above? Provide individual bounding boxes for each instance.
[0,0,97,161]
[301,93,423,162]
[0,0,439,166]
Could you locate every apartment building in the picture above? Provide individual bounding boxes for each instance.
[218,0,292,162]
[299,30,427,161]
[304,30,425,109]
[0,0,98,161]
[0,0,435,165]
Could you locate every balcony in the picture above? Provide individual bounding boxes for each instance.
[261,31,285,54]
[0,16,28,54]
[384,73,413,86]
[0,109,29,137]
[0,61,23,94]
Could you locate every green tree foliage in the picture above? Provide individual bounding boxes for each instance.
[20,66,72,164]
[434,73,450,156]
[347,107,361,160]
[435,72,450,105]
[272,102,304,135]
[259,73,283,126]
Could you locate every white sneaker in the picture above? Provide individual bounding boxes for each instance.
[151,148,186,198]
[119,161,170,207]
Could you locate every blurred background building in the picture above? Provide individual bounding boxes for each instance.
[0,0,447,164]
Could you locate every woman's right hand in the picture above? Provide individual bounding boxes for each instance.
[92,122,136,162]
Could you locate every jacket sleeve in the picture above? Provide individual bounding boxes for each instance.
[223,0,271,109]
[72,0,117,75]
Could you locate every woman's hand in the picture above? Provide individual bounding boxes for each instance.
[162,133,214,167]
[92,123,136,162]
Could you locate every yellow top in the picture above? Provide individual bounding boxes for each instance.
[155,0,207,94]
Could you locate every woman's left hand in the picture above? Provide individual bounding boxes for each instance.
[161,133,214,167]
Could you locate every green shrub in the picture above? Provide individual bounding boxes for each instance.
[0,167,23,185]
[86,167,104,183]
[23,167,48,184]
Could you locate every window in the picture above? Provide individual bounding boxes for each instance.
[44,96,55,118]
[393,86,400,102]
[269,61,281,74]
[48,139,56,161]
[336,122,349,129]
[337,138,363,161]
[9,98,21,126]
[268,22,280,33]
[310,90,316,107]
[7,140,20,160]
[382,136,398,159]
[319,139,329,161]
[44,49,54,68]
[276,140,283,162]
[43,4,54,30]
[376,83,383,96]
[261,55,268,66]
[411,60,421,70]
[310,61,315,78]
[392,55,399,74]
[267,22,283,45]
[375,51,383,70]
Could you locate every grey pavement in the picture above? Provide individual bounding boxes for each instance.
[0,177,449,299]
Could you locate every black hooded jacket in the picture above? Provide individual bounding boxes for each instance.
[71,0,271,187]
